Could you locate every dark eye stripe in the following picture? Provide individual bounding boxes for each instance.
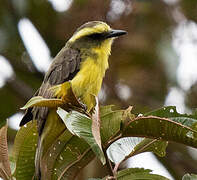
[88,33,106,40]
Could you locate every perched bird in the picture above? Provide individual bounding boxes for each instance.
[20,21,126,179]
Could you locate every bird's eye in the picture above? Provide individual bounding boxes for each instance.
[88,33,103,40]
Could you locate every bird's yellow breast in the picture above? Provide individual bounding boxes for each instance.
[53,39,113,111]
[71,39,112,111]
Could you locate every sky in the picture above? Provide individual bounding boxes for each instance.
[1,0,197,179]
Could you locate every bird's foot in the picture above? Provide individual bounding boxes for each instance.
[78,98,87,111]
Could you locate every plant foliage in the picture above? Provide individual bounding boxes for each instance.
[1,104,197,179]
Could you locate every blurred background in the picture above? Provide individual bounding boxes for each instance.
[0,0,197,179]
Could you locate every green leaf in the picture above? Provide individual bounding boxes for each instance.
[139,139,167,157]
[35,109,67,179]
[42,129,95,180]
[145,106,194,118]
[39,109,66,158]
[123,112,197,148]
[38,109,95,180]
[100,108,125,144]
[107,137,167,164]
[107,137,144,164]
[182,173,197,180]
[20,96,63,110]
[57,107,106,164]
[99,105,115,116]
[0,124,12,180]
[12,121,38,180]
[15,105,197,180]
[41,129,73,179]
[146,106,197,130]
[116,168,169,180]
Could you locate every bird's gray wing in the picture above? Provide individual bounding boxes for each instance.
[20,47,81,135]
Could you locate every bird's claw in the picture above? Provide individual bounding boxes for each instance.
[79,101,87,111]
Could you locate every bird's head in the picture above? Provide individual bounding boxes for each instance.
[67,21,126,53]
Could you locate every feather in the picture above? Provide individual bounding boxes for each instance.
[20,47,81,135]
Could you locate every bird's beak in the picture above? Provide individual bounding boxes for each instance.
[105,29,127,38]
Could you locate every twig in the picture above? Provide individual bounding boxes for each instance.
[104,150,114,177]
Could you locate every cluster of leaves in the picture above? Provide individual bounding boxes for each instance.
[1,91,197,179]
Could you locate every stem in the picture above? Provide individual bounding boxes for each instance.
[104,150,114,177]
[113,163,120,174]
[0,167,12,180]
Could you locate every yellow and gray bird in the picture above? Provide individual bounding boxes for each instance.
[20,21,126,179]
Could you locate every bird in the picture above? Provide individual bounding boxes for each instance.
[19,21,126,179]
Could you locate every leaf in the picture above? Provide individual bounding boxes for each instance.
[146,106,197,138]
[123,114,197,149]
[116,168,169,180]
[145,106,195,119]
[107,137,167,164]
[12,121,38,180]
[100,108,125,144]
[99,105,115,116]
[138,138,167,157]
[15,105,197,180]
[107,137,144,164]
[0,124,12,180]
[41,129,73,180]
[40,110,66,157]
[53,138,94,180]
[91,96,102,156]
[50,106,133,179]
[34,109,67,179]
[57,108,106,164]
[20,96,63,110]
[42,129,95,180]
[93,168,169,180]
[182,173,197,180]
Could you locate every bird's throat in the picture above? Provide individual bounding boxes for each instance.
[71,39,113,111]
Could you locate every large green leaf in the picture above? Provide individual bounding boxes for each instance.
[41,129,73,179]
[51,133,94,180]
[20,82,83,110]
[20,96,63,110]
[106,106,197,168]
[146,106,197,139]
[12,105,197,180]
[123,107,197,148]
[40,110,66,157]
[0,125,12,180]
[99,105,115,116]
[107,137,167,164]
[100,106,127,144]
[40,105,128,180]
[12,121,38,180]
[145,106,195,119]
[41,127,95,180]
[13,110,95,180]
[91,168,170,180]
[57,107,105,164]
[116,168,169,180]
